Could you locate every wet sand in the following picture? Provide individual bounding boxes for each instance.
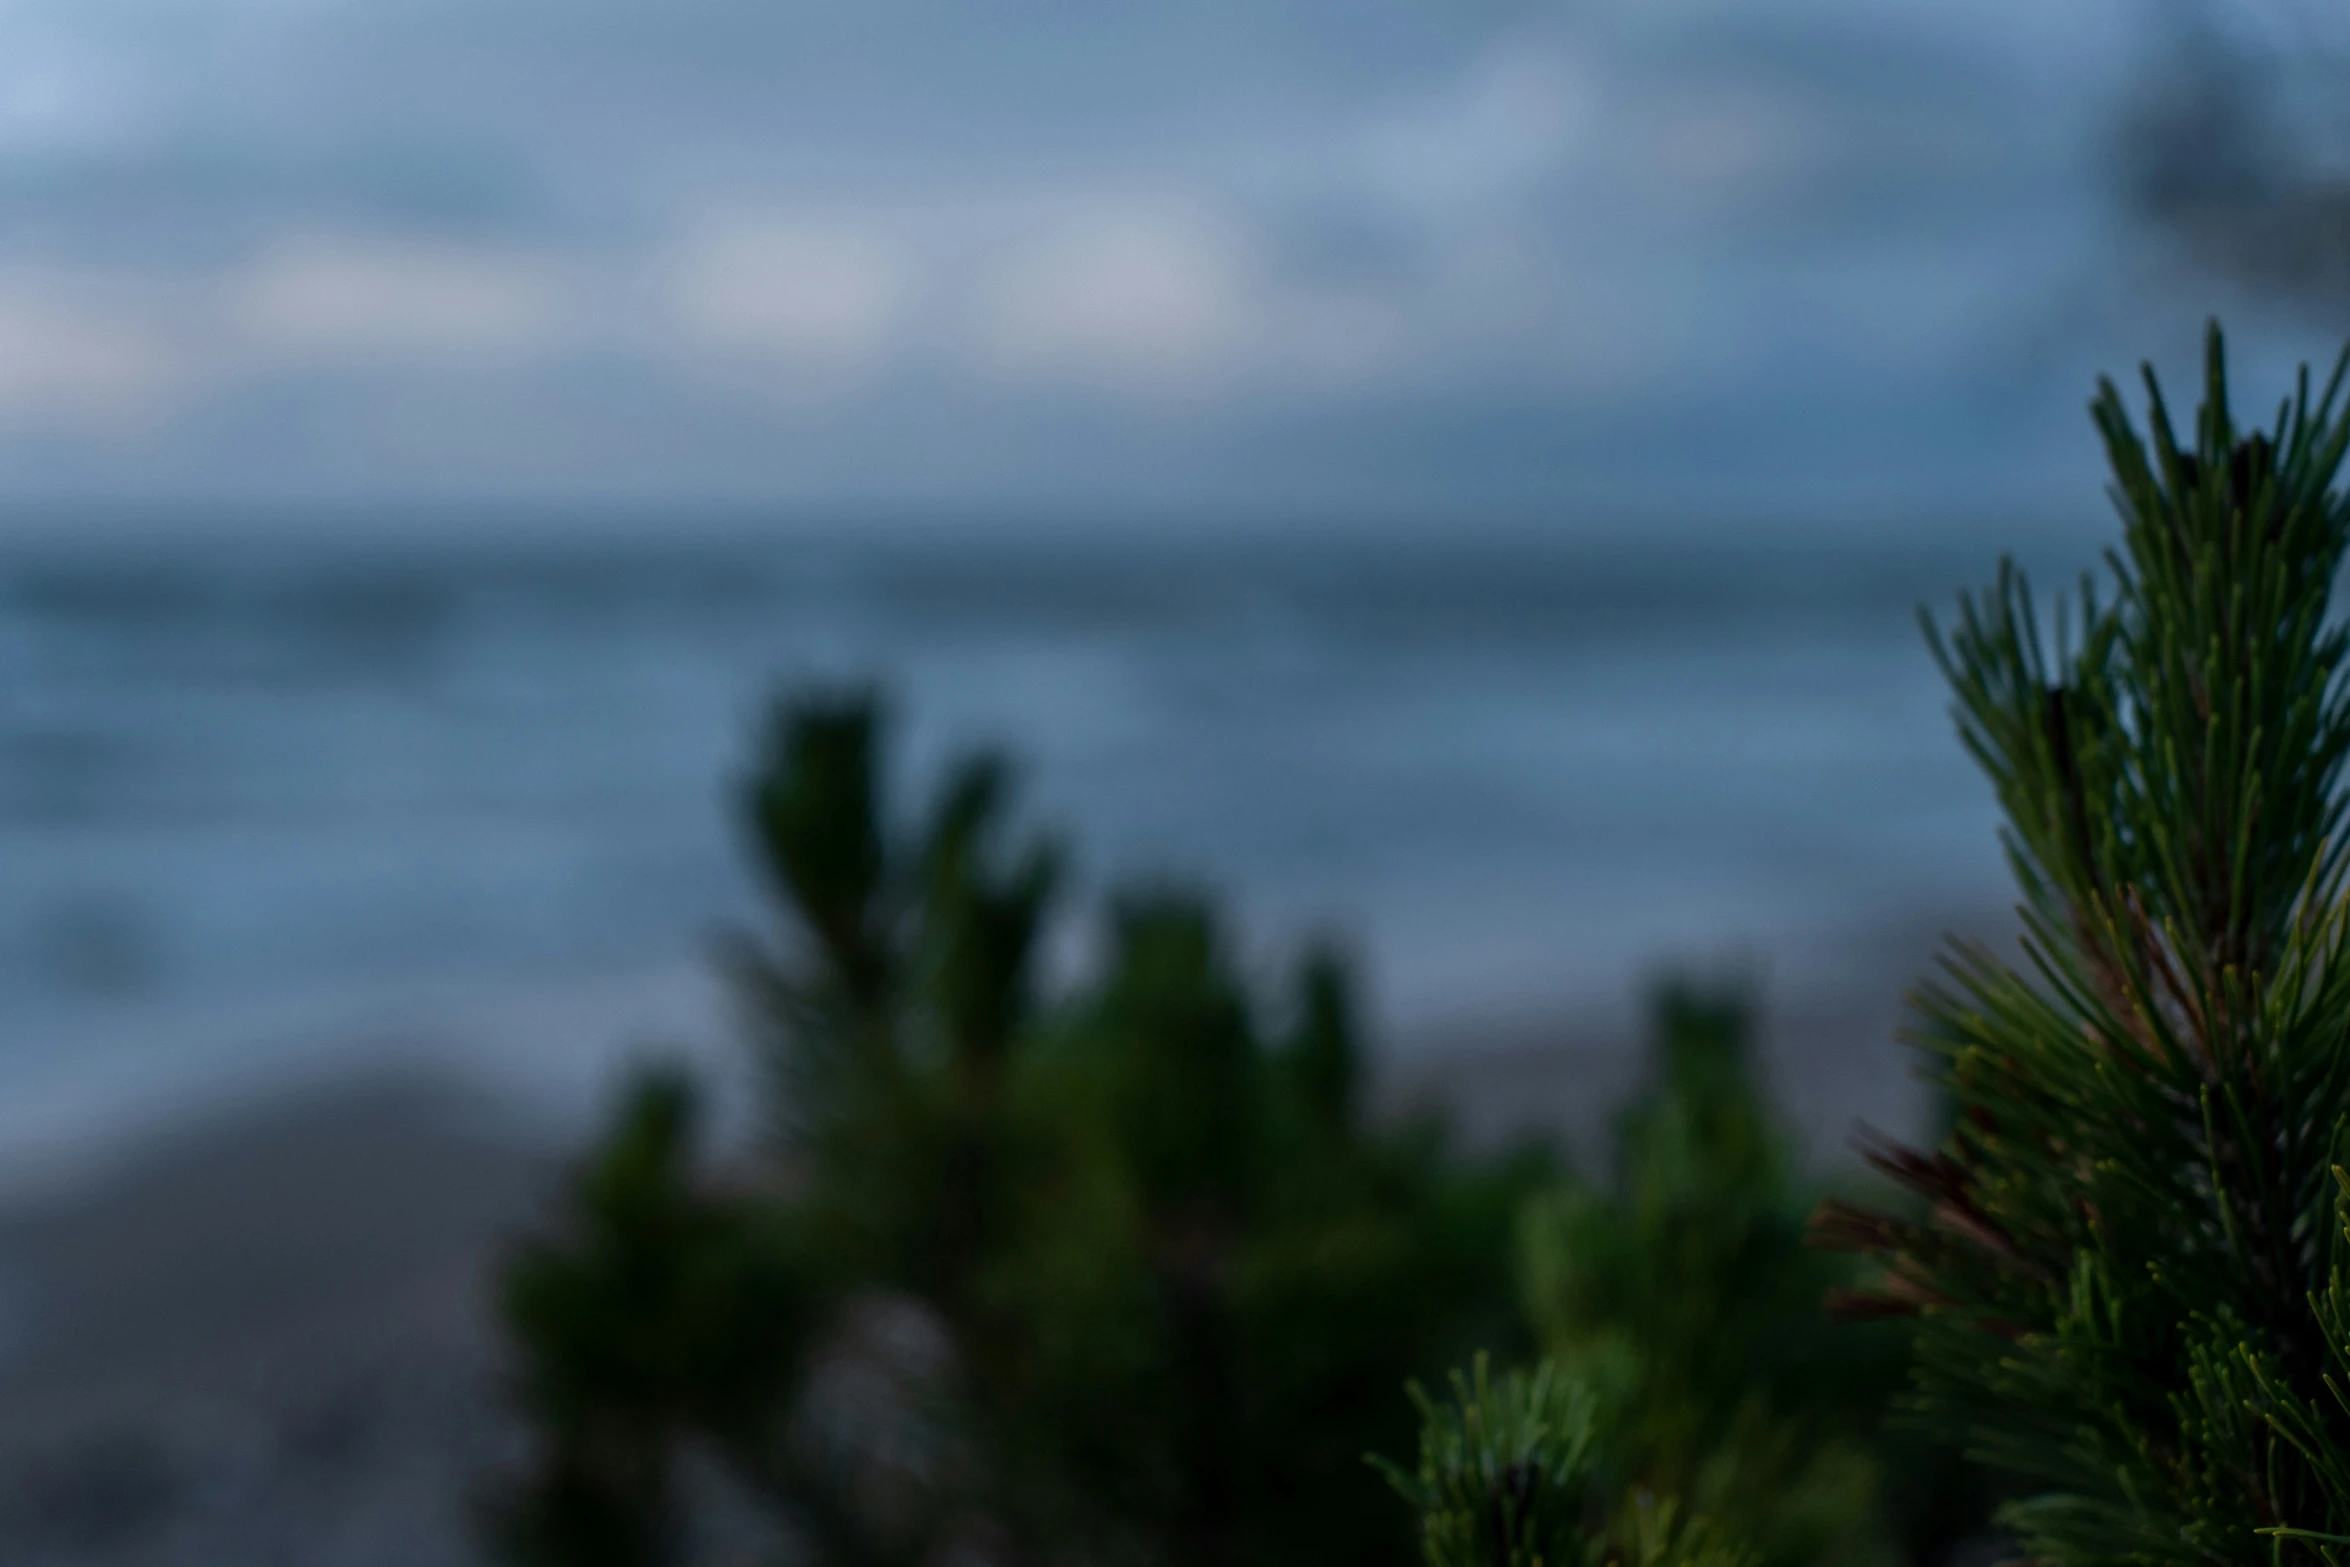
[0,1075,555,1566]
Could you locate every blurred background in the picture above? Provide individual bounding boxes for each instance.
[3,0,2350,1559]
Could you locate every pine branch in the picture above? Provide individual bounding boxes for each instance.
[1818,322,2350,1567]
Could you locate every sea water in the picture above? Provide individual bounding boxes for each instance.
[0,523,2029,1168]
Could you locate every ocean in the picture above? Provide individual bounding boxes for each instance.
[0,523,2031,1173]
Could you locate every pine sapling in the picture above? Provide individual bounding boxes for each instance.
[1812,325,2350,1567]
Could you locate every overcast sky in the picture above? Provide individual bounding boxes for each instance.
[0,0,2322,532]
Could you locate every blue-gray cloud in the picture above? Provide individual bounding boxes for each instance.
[0,0,2310,528]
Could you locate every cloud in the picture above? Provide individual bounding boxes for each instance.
[662,216,911,389]
[0,271,184,429]
[1356,35,1594,219]
[1634,79,1834,209]
[650,185,1430,403]
[972,195,1260,394]
[228,235,578,365]
[0,0,2190,515]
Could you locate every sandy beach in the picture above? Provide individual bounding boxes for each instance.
[0,1074,557,1566]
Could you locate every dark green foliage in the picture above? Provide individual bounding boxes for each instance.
[1290,948,1361,1133]
[1508,983,1968,1567]
[1377,1355,1604,1567]
[743,694,891,1007]
[492,688,1547,1567]
[1813,325,2350,1567]
[1378,1354,1750,1567]
[485,1069,822,1567]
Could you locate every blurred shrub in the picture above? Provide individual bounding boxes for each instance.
[486,688,1547,1567]
[486,1070,823,1567]
[1501,985,1983,1567]
[487,686,1994,1567]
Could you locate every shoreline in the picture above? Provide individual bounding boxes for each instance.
[0,891,2013,1197]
